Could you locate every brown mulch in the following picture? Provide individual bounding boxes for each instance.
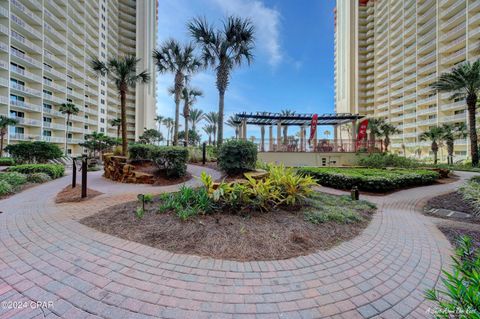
[80,198,373,261]
[190,161,218,171]
[55,185,103,203]
[131,161,192,186]
[425,191,480,224]
[438,225,480,249]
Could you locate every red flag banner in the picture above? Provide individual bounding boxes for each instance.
[309,114,318,141]
[356,119,369,148]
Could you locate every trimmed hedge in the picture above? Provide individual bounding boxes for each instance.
[8,164,65,179]
[27,173,52,183]
[129,144,155,161]
[358,153,421,168]
[0,172,27,189]
[0,157,15,166]
[218,140,257,175]
[4,141,63,163]
[128,144,189,178]
[298,167,440,192]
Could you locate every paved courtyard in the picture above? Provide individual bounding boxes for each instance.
[0,167,476,319]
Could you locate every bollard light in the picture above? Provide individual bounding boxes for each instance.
[351,186,359,200]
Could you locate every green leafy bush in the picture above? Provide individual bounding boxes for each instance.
[298,167,439,192]
[218,140,257,175]
[0,172,27,189]
[0,157,15,166]
[459,177,480,216]
[26,173,52,183]
[0,180,13,196]
[426,236,480,318]
[358,153,421,168]
[128,144,155,161]
[150,147,188,178]
[158,186,214,220]
[5,141,63,163]
[8,164,65,179]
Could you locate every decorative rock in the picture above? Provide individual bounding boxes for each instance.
[102,153,155,184]
[244,169,268,180]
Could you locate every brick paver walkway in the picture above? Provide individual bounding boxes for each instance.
[0,168,477,319]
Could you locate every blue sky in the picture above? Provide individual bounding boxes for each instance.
[155,0,336,139]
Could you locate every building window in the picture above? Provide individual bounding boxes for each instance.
[100,118,105,123]
[100,128,105,133]
[43,130,51,137]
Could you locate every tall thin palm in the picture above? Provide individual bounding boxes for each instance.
[432,60,480,166]
[380,122,401,152]
[203,124,214,145]
[153,40,202,146]
[162,117,174,146]
[59,103,80,156]
[188,16,255,145]
[441,123,467,165]
[280,110,295,145]
[91,56,150,156]
[0,116,18,157]
[154,115,164,139]
[226,115,240,139]
[181,87,203,146]
[189,108,205,135]
[205,112,219,145]
[110,118,121,141]
[419,126,444,165]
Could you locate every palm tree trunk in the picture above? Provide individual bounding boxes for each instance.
[0,131,4,157]
[283,126,288,146]
[260,126,265,152]
[447,141,454,165]
[120,90,128,156]
[384,135,390,152]
[116,125,120,141]
[217,92,224,146]
[208,133,211,145]
[184,116,189,147]
[467,94,479,166]
[213,124,217,146]
[174,98,180,146]
[432,141,438,165]
[65,113,70,156]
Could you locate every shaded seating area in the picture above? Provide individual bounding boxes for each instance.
[233,112,377,153]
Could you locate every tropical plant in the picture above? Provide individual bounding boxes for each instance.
[110,118,122,141]
[441,122,468,165]
[91,55,150,156]
[367,118,385,149]
[281,109,295,145]
[380,122,401,152]
[153,40,202,146]
[226,115,240,139]
[154,115,164,138]
[189,108,204,136]
[8,164,64,179]
[178,130,200,146]
[205,112,219,145]
[0,115,18,157]
[420,126,445,164]
[59,103,79,156]
[188,16,255,145]
[162,117,174,146]
[432,59,480,166]
[79,132,116,158]
[180,86,203,146]
[217,139,257,175]
[459,177,480,216]
[4,141,62,163]
[138,129,163,145]
[203,124,215,145]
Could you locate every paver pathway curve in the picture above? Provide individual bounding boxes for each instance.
[0,168,477,319]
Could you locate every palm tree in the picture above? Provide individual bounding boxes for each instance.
[368,118,385,150]
[420,126,445,164]
[0,115,18,157]
[441,123,468,165]
[203,124,215,145]
[163,117,174,146]
[188,16,255,145]
[154,115,164,138]
[324,130,331,139]
[226,115,240,139]
[380,122,401,152]
[59,103,80,156]
[153,40,202,146]
[181,87,203,146]
[205,112,219,145]
[91,56,150,156]
[260,125,266,152]
[432,60,480,166]
[110,118,121,140]
[189,108,205,135]
[280,109,295,145]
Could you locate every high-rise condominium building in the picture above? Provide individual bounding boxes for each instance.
[335,0,480,160]
[0,0,157,156]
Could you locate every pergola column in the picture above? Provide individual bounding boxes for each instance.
[352,119,357,151]
[269,125,273,151]
[242,119,247,140]
[300,126,304,152]
[314,126,318,151]
[276,122,282,151]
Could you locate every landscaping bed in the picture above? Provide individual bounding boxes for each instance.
[55,185,103,203]
[298,167,441,193]
[81,191,376,261]
[438,225,480,250]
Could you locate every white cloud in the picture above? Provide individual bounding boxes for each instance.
[210,0,283,67]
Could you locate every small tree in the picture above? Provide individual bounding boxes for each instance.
[205,112,219,145]
[0,115,18,157]
[91,56,150,156]
[368,118,385,150]
[203,124,214,145]
[178,129,200,146]
[110,118,121,141]
[138,129,163,145]
[380,122,401,152]
[441,123,468,165]
[420,126,445,164]
[59,103,79,156]
[80,132,116,158]
[162,117,174,146]
[189,108,204,135]
[181,87,203,146]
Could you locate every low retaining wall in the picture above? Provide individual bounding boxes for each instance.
[103,153,155,184]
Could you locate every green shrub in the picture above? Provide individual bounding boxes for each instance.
[0,172,27,189]
[158,186,214,220]
[298,167,439,192]
[187,146,217,163]
[426,236,480,318]
[26,173,52,183]
[218,140,257,175]
[358,153,421,168]
[8,164,65,179]
[4,141,63,163]
[0,157,15,166]
[459,177,480,216]
[150,146,188,178]
[0,180,12,196]
[128,144,155,160]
